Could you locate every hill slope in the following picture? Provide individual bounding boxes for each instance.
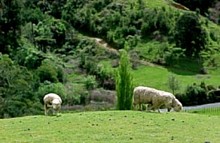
[1,0,220,118]
[0,111,219,143]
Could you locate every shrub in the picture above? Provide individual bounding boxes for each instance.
[141,41,176,65]
[37,64,58,83]
[95,64,115,89]
[62,82,89,106]
[167,74,180,94]
[14,38,44,69]
[184,83,207,105]
[207,89,220,103]
[141,7,176,37]
[203,53,220,68]
[84,75,98,90]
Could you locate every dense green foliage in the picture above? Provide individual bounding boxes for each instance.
[173,12,208,57]
[116,49,133,110]
[176,82,220,106]
[0,0,220,118]
[0,54,41,118]
[0,0,23,53]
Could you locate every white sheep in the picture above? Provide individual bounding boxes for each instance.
[43,93,62,115]
[133,86,182,112]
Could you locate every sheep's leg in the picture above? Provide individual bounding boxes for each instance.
[150,103,160,113]
[167,108,171,112]
[133,103,137,110]
[147,104,153,111]
[141,104,147,111]
[44,104,48,115]
[58,106,61,114]
[139,103,142,111]
[52,109,56,115]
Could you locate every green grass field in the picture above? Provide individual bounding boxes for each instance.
[187,107,220,116]
[100,58,220,93]
[0,111,219,143]
[132,65,220,92]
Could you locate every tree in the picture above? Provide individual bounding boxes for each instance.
[174,12,207,57]
[33,18,67,51]
[0,54,41,118]
[115,47,134,110]
[0,0,23,54]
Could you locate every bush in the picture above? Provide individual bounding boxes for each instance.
[33,18,67,51]
[177,82,220,106]
[203,53,220,68]
[140,41,177,65]
[141,7,176,37]
[37,63,58,83]
[207,89,220,103]
[84,75,98,90]
[184,83,207,105]
[95,64,115,89]
[167,74,180,94]
[14,38,44,69]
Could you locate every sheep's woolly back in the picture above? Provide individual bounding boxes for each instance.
[133,86,159,105]
[43,93,62,104]
[133,86,182,112]
[52,98,61,104]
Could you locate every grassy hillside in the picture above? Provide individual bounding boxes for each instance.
[132,65,220,92]
[0,111,219,143]
[2,0,220,118]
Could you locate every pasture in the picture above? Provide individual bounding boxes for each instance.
[0,111,219,143]
[132,65,220,92]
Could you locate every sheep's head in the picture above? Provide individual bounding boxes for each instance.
[52,99,61,110]
[173,99,183,112]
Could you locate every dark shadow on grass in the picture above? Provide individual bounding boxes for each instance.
[165,58,203,76]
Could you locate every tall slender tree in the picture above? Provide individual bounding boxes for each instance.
[115,47,134,110]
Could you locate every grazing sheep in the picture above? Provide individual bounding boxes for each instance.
[43,93,62,115]
[133,86,182,112]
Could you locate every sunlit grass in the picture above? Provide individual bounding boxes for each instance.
[0,111,219,143]
[98,55,220,93]
[132,65,220,92]
[187,107,220,116]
